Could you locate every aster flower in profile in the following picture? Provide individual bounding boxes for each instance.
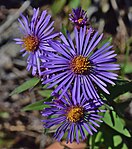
[69,7,89,29]
[42,26,120,100]
[42,91,104,143]
[14,8,59,76]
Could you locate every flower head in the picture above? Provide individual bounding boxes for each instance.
[14,8,59,76]
[69,7,89,29]
[41,91,104,143]
[42,26,120,100]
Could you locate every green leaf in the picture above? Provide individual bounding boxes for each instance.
[51,0,66,15]
[38,90,52,98]
[97,36,112,49]
[90,132,103,149]
[21,96,53,111]
[69,0,80,9]
[103,110,131,137]
[10,77,40,96]
[113,135,122,147]
[81,0,91,10]
[123,62,132,74]
[99,123,128,149]
[103,79,132,100]
[0,112,9,119]
[61,24,67,37]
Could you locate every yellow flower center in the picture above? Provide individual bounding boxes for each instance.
[23,36,39,52]
[67,106,84,123]
[70,55,91,74]
[77,18,83,24]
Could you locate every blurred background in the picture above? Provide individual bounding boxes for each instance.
[0,0,132,148]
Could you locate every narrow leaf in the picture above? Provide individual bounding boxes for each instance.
[38,90,52,98]
[21,96,53,111]
[97,36,112,49]
[10,77,40,96]
[61,24,67,37]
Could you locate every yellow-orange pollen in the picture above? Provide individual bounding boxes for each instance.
[70,55,90,74]
[67,106,84,123]
[23,36,39,52]
[77,18,83,24]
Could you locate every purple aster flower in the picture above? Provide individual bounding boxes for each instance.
[41,91,104,143]
[69,7,89,29]
[42,26,120,100]
[14,8,59,76]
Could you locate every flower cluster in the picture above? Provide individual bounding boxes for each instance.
[15,7,119,143]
